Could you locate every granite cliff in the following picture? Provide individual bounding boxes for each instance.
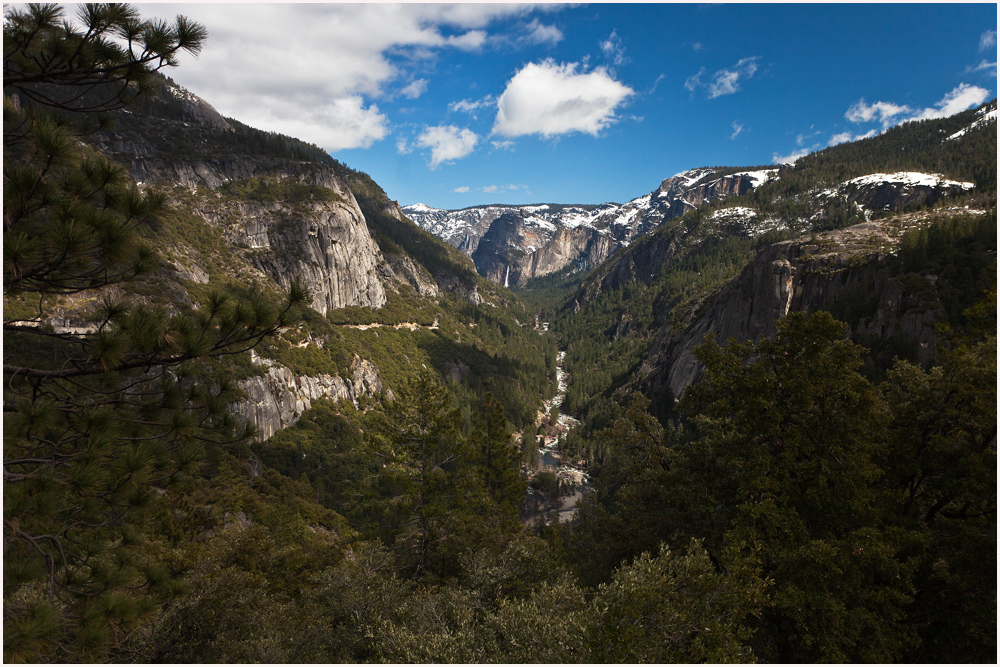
[630,209,978,402]
[90,82,388,314]
[233,353,387,441]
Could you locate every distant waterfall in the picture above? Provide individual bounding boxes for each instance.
[504,264,510,288]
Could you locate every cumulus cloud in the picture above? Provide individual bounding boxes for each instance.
[685,57,760,98]
[828,131,853,146]
[904,83,991,122]
[417,125,479,168]
[453,186,470,193]
[731,121,744,140]
[980,29,997,52]
[845,99,912,127]
[772,148,810,165]
[492,60,634,138]
[401,79,428,99]
[482,185,500,193]
[253,96,388,150]
[600,30,627,66]
[846,84,991,130]
[143,3,536,150]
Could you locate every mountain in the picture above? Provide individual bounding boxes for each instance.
[552,99,996,434]
[403,168,777,287]
[7,73,556,444]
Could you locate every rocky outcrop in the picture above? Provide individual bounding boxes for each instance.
[823,172,975,213]
[233,353,387,441]
[380,253,440,298]
[632,218,944,402]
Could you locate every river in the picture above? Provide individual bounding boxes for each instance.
[521,348,590,527]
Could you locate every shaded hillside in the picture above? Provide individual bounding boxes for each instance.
[553,100,996,438]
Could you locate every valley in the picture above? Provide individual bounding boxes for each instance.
[3,4,996,664]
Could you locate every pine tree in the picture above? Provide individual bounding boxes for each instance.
[469,392,526,522]
[3,5,305,661]
[368,372,469,577]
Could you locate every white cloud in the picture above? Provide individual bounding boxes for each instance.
[684,68,705,93]
[846,84,991,131]
[446,30,487,51]
[685,57,760,98]
[252,96,388,150]
[731,121,744,140]
[845,99,912,127]
[772,148,810,165]
[980,29,997,52]
[692,42,704,51]
[482,185,500,193]
[904,83,991,122]
[453,186,470,193]
[600,30,627,67]
[707,57,759,98]
[396,137,412,154]
[401,79,428,99]
[827,129,877,147]
[449,95,496,117]
[649,73,667,94]
[518,19,563,47]
[828,131,853,146]
[966,60,998,75]
[417,125,479,168]
[491,139,515,150]
[492,60,634,138]
[144,3,537,151]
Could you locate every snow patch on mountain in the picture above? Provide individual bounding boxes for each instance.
[731,169,779,188]
[406,203,442,214]
[825,172,975,194]
[947,106,997,141]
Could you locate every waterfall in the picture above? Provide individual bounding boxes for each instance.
[504,264,510,288]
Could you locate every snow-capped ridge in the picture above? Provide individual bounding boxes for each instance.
[947,106,997,141]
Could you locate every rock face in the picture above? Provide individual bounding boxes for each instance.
[468,211,621,288]
[91,82,388,314]
[191,178,387,314]
[233,354,386,441]
[403,168,776,287]
[632,218,944,402]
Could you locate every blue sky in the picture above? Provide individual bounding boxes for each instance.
[149,3,997,209]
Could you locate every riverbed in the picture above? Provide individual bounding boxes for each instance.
[521,349,589,526]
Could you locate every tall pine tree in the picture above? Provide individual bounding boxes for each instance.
[3,5,305,661]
